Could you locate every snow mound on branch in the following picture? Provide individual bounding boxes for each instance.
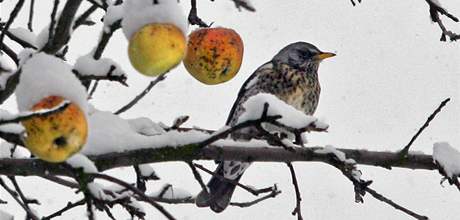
[74,54,125,77]
[66,153,98,173]
[315,145,356,164]
[433,142,460,178]
[15,52,88,114]
[127,117,165,136]
[122,0,188,39]
[138,164,159,179]
[0,123,24,135]
[237,93,321,129]
[8,27,37,47]
[104,3,124,32]
[82,109,208,155]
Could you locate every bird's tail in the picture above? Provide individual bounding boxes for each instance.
[195,163,242,213]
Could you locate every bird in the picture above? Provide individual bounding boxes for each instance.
[195,41,335,213]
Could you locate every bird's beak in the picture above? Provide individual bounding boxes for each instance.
[314,52,336,61]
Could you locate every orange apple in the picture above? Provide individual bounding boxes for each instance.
[22,96,88,163]
[128,23,186,76]
[184,27,243,85]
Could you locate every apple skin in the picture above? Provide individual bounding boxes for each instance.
[128,23,186,76]
[22,96,88,163]
[184,27,244,85]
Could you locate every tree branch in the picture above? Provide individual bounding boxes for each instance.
[287,163,303,220]
[399,98,450,157]
[0,143,438,177]
[42,0,83,54]
[115,72,168,115]
[0,0,25,53]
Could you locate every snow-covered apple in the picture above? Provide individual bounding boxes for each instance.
[184,27,244,85]
[128,23,186,76]
[22,96,88,163]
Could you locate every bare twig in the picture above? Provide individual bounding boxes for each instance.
[89,173,177,220]
[43,0,83,54]
[8,176,39,206]
[425,0,460,41]
[365,187,428,220]
[187,162,208,194]
[45,0,60,51]
[230,186,281,208]
[73,4,98,30]
[189,0,209,27]
[0,0,26,53]
[115,72,168,115]
[0,28,37,49]
[1,43,19,64]
[42,199,86,220]
[230,0,256,12]
[27,0,35,32]
[0,177,39,220]
[193,163,275,196]
[287,163,303,220]
[400,98,450,157]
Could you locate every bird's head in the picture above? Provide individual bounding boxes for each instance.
[272,42,335,70]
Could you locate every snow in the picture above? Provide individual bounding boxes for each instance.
[314,145,347,162]
[15,52,88,114]
[122,0,188,39]
[0,142,31,159]
[104,3,124,32]
[17,48,35,66]
[127,117,165,136]
[73,54,125,78]
[81,109,209,155]
[150,184,192,200]
[0,210,13,220]
[8,27,37,47]
[66,153,98,173]
[237,93,322,129]
[0,54,15,89]
[35,25,52,49]
[433,142,460,178]
[138,164,157,178]
[0,123,24,134]
[88,182,110,200]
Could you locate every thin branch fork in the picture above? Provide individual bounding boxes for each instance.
[115,72,168,115]
[0,0,26,53]
[399,98,450,157]
[425,0,460,41]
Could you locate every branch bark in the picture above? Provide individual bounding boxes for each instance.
[0,143,436,177]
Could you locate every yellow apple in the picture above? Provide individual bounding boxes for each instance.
[184,27,244,85]
[22,96,88,163]
[128,23,186,76]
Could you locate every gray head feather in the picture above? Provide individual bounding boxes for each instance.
[272,42,322,68]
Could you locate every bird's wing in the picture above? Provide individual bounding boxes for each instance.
[225,61,274,125]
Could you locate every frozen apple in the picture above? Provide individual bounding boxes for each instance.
[22,96,88,163]
[128,23,186,76]
[184,27,243,85]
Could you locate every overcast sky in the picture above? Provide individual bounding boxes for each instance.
[1,0,460,219]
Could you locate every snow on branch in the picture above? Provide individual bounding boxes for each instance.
[73,55,127,86]
[433,142,460,190]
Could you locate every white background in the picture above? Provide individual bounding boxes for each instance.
[1,0,460,219]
